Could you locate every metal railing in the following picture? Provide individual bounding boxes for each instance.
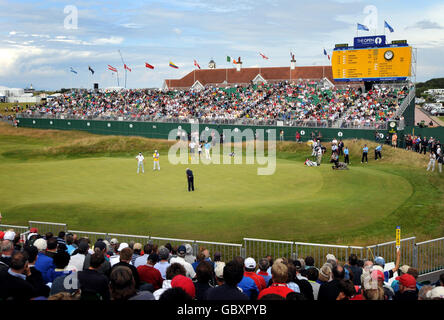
[244,238,294,262]
[294,242,366,269]
[366,237,416,267]
[107,233,150,246]
[415,237,444,274]
[66,230,108,245]
[395,88,416,118]
[194,240,243,262]
[29,221,67,235]
[0,224,29,235]
[1,221,443,276]
[16,112,393,130]
[148,236,195,250]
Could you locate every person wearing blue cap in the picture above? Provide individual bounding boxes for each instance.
[374,248,401,283]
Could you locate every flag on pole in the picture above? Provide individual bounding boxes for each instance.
[169,61,179,69]
[226,56,231,62]
[145,62,154,69]
[357,23,369,31]
[124,64,131,72]
[70,67,77,74]
[88,66,94,75]
[194,60,201,69]
[323,49,330,60]
[232,59,237,64]
[384,20,394,33]
[108,65,117,72]
[259,52,269,60]
[290,52,295,60]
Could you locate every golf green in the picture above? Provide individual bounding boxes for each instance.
[0,154,413,243]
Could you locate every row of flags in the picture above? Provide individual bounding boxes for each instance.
[69,22,396,76]
[357,20,394,33]
[70,62,156,75]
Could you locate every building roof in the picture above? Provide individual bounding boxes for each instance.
[164,65,334,89]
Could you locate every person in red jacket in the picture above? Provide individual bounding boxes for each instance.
[244,257,266,292]
[258,262,294,300]
[137,253,163,291]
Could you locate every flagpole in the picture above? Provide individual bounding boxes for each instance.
[118,50,127,89]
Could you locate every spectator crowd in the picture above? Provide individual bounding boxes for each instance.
[16,82,407,128]
[1,228,443,301]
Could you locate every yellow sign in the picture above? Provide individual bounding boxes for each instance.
[396,226,401,249]
[332,46,412,80]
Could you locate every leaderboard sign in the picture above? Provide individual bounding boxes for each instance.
[332,35,412,82]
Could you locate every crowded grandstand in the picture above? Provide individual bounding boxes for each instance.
[16,81,408,129]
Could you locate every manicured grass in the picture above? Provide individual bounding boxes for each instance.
[0,123,443,245]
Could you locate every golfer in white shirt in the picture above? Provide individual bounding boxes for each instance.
[189,141,196,157]
[136,152,145,174]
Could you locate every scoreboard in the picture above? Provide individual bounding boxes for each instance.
[332,38,412,82]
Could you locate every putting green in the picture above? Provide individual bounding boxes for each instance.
[0,155,413,242]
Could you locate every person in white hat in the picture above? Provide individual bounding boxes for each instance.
[153,150,160,171]
[244,257,266,291]
[136,152,145,174]
[109,242,129,267]
[3,230,16,241]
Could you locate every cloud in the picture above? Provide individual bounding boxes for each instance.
[173,28,182,36]
[47,36,124,46]
[407,20,444,30]
[120,23,143,29]
[93,36,124,45]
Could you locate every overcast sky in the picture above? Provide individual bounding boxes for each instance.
[1,0,443,90]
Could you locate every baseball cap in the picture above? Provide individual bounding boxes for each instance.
[3,231,16,241]
[326,254,336,261]
[427,286,444,299]
[215,262,225,279]
[185,244,192,255]
[244,257,256,269]
[33,238,47,251]
[0,231,4,240]
[27,233,38,241]
[371,269,384,282]
[177,245,186,256]
[110,238,118,245]
[133,243,142,251]
[171,275,196,299]
[396,274,416,288]
[399,265,411,274]
[118,243,129,252]
[29,228,39,233]
[374,256,385,266]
